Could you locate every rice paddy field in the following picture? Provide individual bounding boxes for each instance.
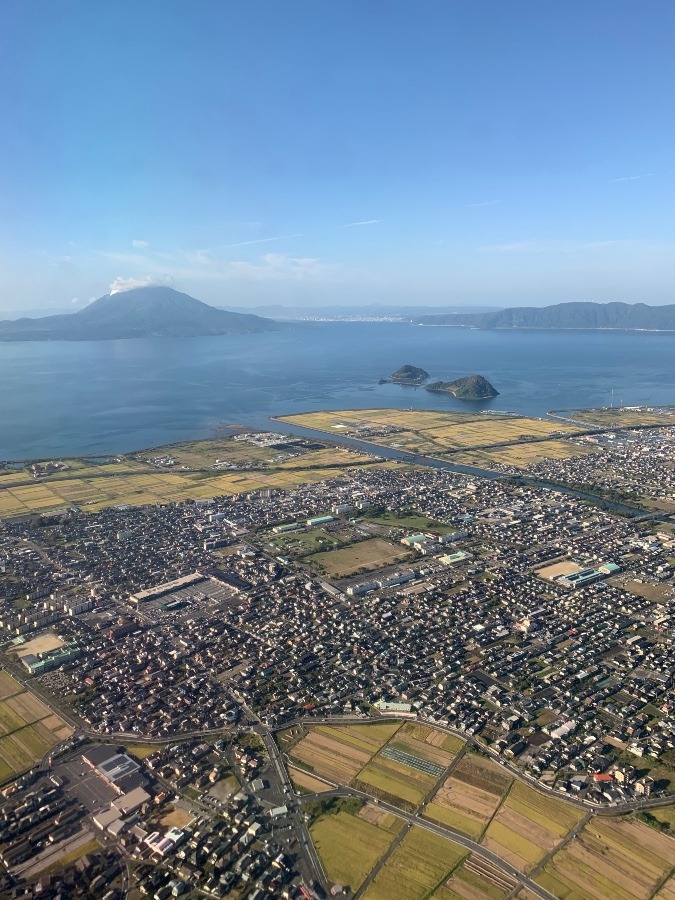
[535,816,675,900]
[432,853,518,900]
[278,408,582,458]
[424,752,514,840]
[292,722,674,899]
[362,826,468,900]
[0,440,384,517]
[309,805,402,893]
[454,439,597,469]
[0,672,73,782]
[288,721,402,783]
[480,781,585,874]
[353,723,461,811]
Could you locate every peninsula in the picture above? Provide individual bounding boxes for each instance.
[414,300,675,331]
[0,286,280,341]
[426,374,499,399]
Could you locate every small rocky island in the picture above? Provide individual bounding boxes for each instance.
[426,374,499,400]
[380,364,430,385]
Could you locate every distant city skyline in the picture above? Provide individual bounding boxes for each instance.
[2,1,675,310]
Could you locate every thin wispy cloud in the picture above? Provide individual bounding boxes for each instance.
[132,239,149,248]
[221,233,303,249]
[468,200,501,208]
[610,173,653,182]
[337,219,381,228]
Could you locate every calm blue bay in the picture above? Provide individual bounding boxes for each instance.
[1,323,674,459]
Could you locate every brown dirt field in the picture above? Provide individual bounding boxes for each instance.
[41,714,65,731]
[159,808,195,829]
[493,806,559,853]
[358,803,392,827]
[554,841,654,899]
[596,816,675,866]
[393,735,455,767]
[426,731,447,747]
[536,561,582,580]
[452,754,513,797]
[310,537,411,577]
[481,837,532,874]
[442,879,492,900]
[55,725,74,740]
[655,877,675,900]
[290,768,333,793]
[15,633,64,657]
[0,673,21,701]
[5,692,51,722]
[435,779,503,823]
[292,732,370,781]
[623,580,673,603]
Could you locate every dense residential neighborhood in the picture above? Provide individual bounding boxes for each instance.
[0,421,674,898]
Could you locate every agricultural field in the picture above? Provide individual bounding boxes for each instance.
[535,815,675,900]
[638,803,675,833]
[425,752,514,840]
[0,673,73,782]
[310,802,402,893]
[348,724,462,812]
[0,442,386,517]
[289,722,401,783]
[362,826,467,900]
[388,722,460,768]
[289,767,333,794]
[454,439,596,470]
[278,409,582,458]
[481,781,584,873]
[433,853,518,900]
[138,437,285,469]
[563,406,675,427]
[307,537,412,578]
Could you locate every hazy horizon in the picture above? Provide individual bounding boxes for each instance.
[2,1,675,311]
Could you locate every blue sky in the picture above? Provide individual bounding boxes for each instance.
[1,0,674,310]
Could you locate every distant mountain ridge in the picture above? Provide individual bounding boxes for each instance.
[415,302,675,331]
[0,287,280,341]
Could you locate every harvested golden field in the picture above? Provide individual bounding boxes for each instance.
[0,672,22,702]
[278,409,581,458]
[0,685,73,782]
[481,782,584,873]
[536,816,675,900]
[354,753,437,811]
[363,826,467,900]
[0,450,388,516]
[433,853,517,900]
[358,803,404,834]
[290,725,377,784]
[456,439,596,469]
[308,537,412,578]
[310,808,398,894]
[289,767,333,794]
[425,753,513,840]
[389,730,457,768]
